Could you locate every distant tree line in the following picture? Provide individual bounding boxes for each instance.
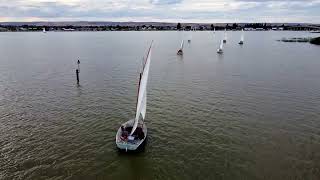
[0,23,317,32]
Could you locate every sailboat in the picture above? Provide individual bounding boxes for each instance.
[43,28,46,33]
[214,27,216,33]
[217,40,224,54]
[188,34,192,43]
[116,41,153,152]
[177,40,184,55]
[223,29,227,43]
[239,29,244,45]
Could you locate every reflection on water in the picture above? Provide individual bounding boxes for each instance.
[0,31,320,180]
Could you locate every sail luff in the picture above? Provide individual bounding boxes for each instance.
[130,41,153,135]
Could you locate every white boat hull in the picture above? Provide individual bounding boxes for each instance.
[217,49,223,54]
[116,119,147,151]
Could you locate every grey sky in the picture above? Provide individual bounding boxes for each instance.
[0,0,319,23]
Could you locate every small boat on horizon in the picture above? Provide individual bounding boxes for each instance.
[223,29,227,43]
[116,41,153,152]
[239,29,244,45]
[177,40,184,55]
[188,34,192,43]
[43,28,46,33]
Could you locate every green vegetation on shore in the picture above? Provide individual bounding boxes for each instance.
[0,22,319,32]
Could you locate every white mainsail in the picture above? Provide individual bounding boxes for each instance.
[224,29,227,40]
[130,42,153,135]
[180,40,184,50]
[220,40,224,50]
[240,29,244,41]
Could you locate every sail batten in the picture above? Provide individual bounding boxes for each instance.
[130,41,153,135]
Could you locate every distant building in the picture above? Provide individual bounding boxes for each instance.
[244,28,254,31]
[62,28,75,31]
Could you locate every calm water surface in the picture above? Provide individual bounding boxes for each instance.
[0,31,320,180]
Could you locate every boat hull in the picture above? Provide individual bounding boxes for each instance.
[116,119,147,151]
[177,49,183,55]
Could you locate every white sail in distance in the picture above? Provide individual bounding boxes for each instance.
[220,40,224,50]
[224,29,227,40]
[131,41,153,135]
[241,29,244,41]
[180,40,184,50]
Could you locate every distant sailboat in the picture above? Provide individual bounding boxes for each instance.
[223,29,227,43]
[116,41,153,152]
[177,40,184,55]
[214,27,216,33]
[188,34,192,43]
[217,40,224,54]
[239,29,244,45]
[43,28,46,33]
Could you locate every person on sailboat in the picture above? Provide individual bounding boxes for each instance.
[120,125,129,141]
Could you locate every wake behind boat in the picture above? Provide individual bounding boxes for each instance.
[116,41,153,152]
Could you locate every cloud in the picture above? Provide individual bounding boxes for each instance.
[0,0,319,23]
[150,0,183,5]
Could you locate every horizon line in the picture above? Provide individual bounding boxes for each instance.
[0,21,319,25]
